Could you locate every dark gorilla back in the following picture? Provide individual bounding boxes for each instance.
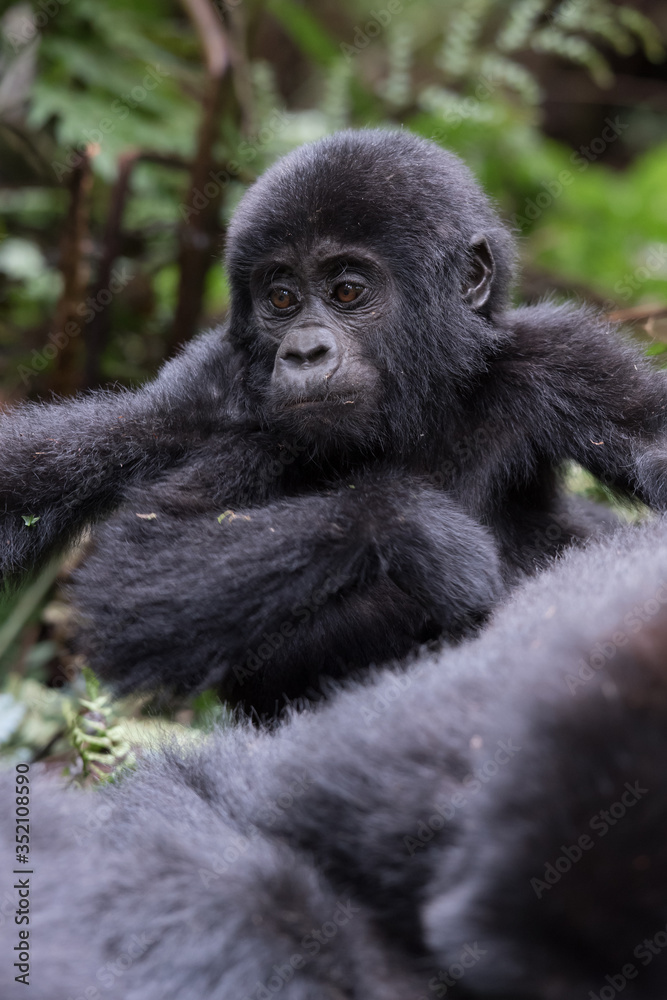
[4,517,667,998]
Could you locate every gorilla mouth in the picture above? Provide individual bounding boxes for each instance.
[284,396,357,410]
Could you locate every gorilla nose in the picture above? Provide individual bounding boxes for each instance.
[276,328,340,380]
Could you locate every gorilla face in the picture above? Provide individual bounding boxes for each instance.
[225,130,510,458]
[249,240,387,450]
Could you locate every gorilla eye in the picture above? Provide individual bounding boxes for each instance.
[270,288,297,310]
[334,282,363,304]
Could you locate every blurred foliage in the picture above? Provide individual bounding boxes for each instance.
[63,666,135,783]
[0,0,666,763]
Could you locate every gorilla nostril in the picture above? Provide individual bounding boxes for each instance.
[281,345,331,368]
[305,346,330,364]
[276,327,339,378]
[281,351,305,367]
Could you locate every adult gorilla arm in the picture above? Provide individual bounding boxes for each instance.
[73,476,504,715]
[457,300,667,544]
[507,303,667,502]
[0,332,242,582]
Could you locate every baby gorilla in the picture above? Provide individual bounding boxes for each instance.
[3,518,667,999]
[2,129,667,714]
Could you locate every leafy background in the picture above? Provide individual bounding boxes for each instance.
[0,0,666,774]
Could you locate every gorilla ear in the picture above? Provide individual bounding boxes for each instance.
[462,236,495,312]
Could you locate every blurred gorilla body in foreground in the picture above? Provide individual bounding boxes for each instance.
[4,129,667,715]
[4,517,667,999]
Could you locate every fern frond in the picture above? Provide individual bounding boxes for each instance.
[321,59,353,131]
[480,53,541,104]
[65,667,133,784]
[496,0,550,53]
[438,0,491,79]
[378,27,413,108]
[617,7,665,63]
[531,26,613,87]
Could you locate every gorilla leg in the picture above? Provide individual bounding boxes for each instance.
[73,473,504,713]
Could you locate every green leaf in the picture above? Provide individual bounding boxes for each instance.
[0,239,47,281]
[0,694,27,746]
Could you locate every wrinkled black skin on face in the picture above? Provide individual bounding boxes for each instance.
[245,241,386,455]
[1,129,667,715]
[5,520,667,1000]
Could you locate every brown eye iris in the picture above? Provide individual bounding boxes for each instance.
[270,288,296,310]
[334,282,362,304]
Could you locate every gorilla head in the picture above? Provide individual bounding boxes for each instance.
[225,130,516,457]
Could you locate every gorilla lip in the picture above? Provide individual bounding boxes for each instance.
[284,396,356,410]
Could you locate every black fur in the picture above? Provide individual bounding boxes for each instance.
[4,518,667,998]
[2,129,667,713]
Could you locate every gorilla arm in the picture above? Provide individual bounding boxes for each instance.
[72,476,504,715]
[0,332,241,583]
[490,302,667,506]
